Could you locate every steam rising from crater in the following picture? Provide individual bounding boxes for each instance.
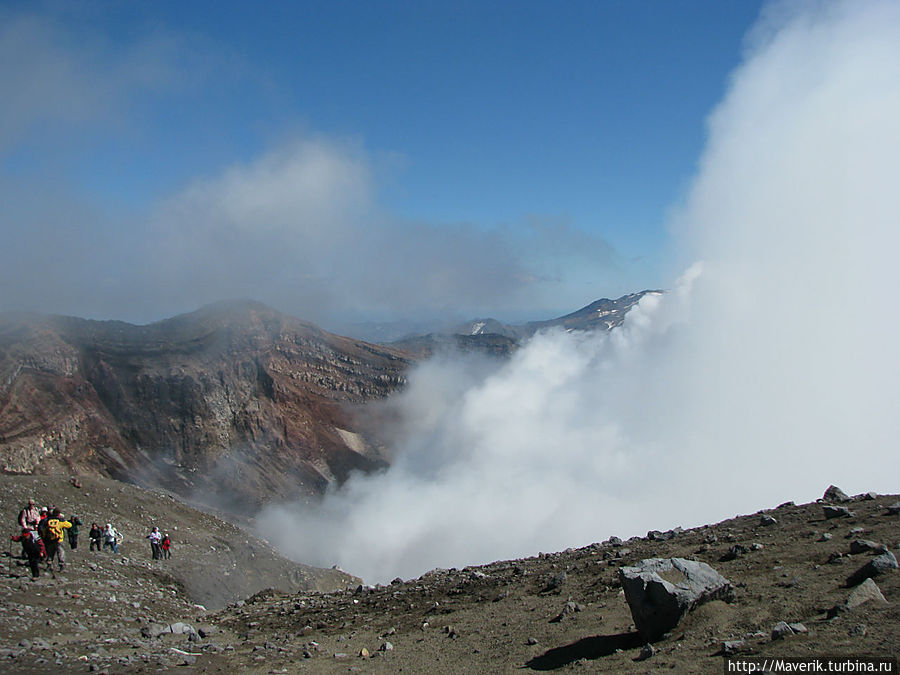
[261,0,900,583]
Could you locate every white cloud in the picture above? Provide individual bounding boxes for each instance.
[0,8,185,152]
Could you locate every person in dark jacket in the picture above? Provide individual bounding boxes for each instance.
[67,515,82,550]
[89,523,103,552]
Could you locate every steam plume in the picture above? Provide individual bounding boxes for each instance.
[261,0,900,583]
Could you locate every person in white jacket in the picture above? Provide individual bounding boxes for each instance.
[147,526,162,559]
[103,523,121,554]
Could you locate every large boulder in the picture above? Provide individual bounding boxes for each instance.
[619,558,734,642]
[823,485,851,502]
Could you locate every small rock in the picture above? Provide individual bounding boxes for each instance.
[824,485,851,502]
[722,640,747,656]
[850,540,887,555]
[550,601,583,623]
[526,638,539,646]
[771,622,794,640]
[169,622,194,635]
[359,648,370,658]
[818,533,833,542]
[544,571,567,591]
[849,624,867,637]
[379,642,394,652]
[635,644,655,661]
[886,502,900,516]
[846,551,899,587]
[824,505,854,519]
[720,545,748,562]
[760,515,777,526]
[845,578,888,609]
[788,623,808,634]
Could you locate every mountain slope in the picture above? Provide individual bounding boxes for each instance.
[0,301,410,510]
[2,484,895,672]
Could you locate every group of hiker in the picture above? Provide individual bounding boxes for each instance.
[147,526,172,560]
[10,497,172,578]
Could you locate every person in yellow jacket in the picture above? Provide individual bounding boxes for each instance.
[46,508,72,571]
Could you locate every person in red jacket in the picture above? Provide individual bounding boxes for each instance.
[11,528,44,578]
[16,499,40,558]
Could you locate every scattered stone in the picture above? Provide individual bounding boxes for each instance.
[607,536,623,547]
[845,578,888,609]
[824,505,854,519]
[846,551,898,587]
[635,644,655,661]
[760,515,777,527]
[847,527,865,538]
[543,571,567,592]
[379,642,394,652]
[140,624,170,639]
[818,533,833,542]
[788,623,808,634]
[359,648,370,658]
[859,492,877,501]
[648,528,682,541]
[849,624,867,637]
[550,601,582,623]
[720,545,748,562]
[526,638,539,646]
[619,558,734,642]
[824,485,851,502]
[849,540,887,554]
[722,640,748,656]
[886,502,900,516]
[771,622,795,640]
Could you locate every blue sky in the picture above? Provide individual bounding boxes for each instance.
[1,0,763,328]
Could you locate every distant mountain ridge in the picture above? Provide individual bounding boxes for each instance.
[390,290,662,356]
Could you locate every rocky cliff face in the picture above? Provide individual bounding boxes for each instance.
[0,301,410,510]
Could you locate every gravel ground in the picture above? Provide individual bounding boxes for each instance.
[1,477,897,673]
